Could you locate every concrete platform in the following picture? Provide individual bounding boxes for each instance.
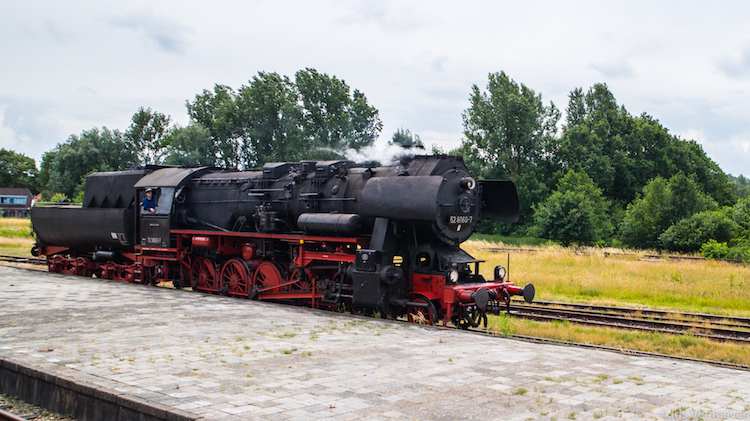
[2,265,750,420]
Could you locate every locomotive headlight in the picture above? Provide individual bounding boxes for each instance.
[459,177,477,191]
[446,269,459,284]
[494,265,506,281]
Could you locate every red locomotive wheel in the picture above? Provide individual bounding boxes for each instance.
[290,269,313,292]
[191,258,217,291]
[253,262,284,293]
[220,259,250,295]
[406,294,437,325]
[74,257,89,276]
[48,256,64,273]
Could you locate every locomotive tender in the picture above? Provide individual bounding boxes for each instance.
[31,154,534,327]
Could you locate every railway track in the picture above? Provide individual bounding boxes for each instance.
[0,395,71,421]
[509,300,750,343]
[0,254,45,266]
[0,405,45,421]
[0,409,27,421]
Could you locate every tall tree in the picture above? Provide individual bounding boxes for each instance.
[295,68,381,151]
[186,85,242,167]
[296,69,350,148]
[162,123,217,167]
[0,149,38,193]
[461,71,560,180]
[237,72,304,167]
[559,83,733,209]
[558,84,650,206]
[42,127,137,198]
[348,90,382,149]
[125,107,172,165]
[729,174,750,200]
[186,70,382,168]
[459,71,560,232]
[664,139,733,206]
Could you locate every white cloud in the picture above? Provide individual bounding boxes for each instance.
[590,59,636,79]
[0,105,17,150]
[0,98,66,164]
[718,43,750,78]
[109,8,192,55]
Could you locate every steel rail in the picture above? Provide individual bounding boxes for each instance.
[512,300,750,326]
[0,407,30,421]
[511,299,750,328]
[0,254,46,266]
[508,305,750,343]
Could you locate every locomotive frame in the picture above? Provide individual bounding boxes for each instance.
[31,155,534,328]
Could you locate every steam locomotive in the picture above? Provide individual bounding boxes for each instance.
[31,155,534,328]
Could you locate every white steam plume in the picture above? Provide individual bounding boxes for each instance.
[340,142,425,165]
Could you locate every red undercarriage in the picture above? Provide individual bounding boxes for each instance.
[39,229,525,326]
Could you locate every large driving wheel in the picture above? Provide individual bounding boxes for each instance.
[220,259,250,296]
[406,294,437,325]
[191,257,217,291]
[253,262,285,294]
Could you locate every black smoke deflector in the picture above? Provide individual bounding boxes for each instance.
[479,180,519,223]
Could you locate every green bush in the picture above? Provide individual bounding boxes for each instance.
[700,240,730,259]
[532,170,611,246]
[701,239,750,262]
[659,211,735,252]
[620,174,717,250]
[50,193,70,203]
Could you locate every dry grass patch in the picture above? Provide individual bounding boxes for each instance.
[486,314,750,366]
[0,218,34,256]
[0,218,33,238]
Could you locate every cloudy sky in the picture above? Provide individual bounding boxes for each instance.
[2,1,749,176]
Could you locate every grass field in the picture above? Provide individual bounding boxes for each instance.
[0,218,34,256]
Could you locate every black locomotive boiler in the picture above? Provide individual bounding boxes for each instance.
[31,155,534,327]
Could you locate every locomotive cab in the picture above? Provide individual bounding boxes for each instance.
[133,167,212,249]
[138,187,172,249]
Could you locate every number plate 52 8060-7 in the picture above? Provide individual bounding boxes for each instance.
[449,215,472,225]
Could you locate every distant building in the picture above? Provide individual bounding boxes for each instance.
[0,188,34,217]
